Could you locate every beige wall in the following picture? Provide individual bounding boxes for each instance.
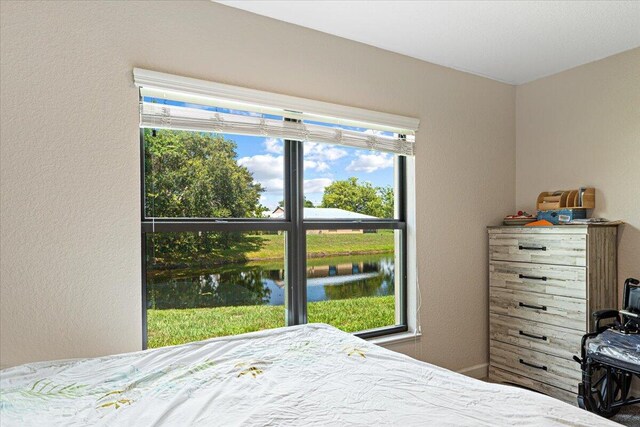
[0,1,516,369]
[516,48,640,302]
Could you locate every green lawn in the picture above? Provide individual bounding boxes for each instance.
[147,231,395,274]
[147,295,395,348]
[245,230,395,261]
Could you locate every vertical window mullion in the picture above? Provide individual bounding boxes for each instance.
[141,232,148,350]
[295,139,307,324]
[399,156,408,326]
[284,139,296,326]
[284,133,307,326]
[398,154,407,223]
[140,128,148,350]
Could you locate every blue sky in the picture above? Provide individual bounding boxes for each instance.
[145,96,395,211]
[232,134,395,210]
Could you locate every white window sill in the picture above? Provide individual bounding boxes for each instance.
[368,330,421,346]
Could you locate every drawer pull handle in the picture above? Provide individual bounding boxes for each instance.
[519,302,547,311]
[519,274,547,281]
[519,330,548,341]
[518,245,547,251]
[519,359,547,371]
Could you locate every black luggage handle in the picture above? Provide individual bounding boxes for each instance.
[519,302,547,311]
[519,330,548,341]
[519,245,547,251]
[519,359,547,371]
[519,274,547,281]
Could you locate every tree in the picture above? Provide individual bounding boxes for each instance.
[145,129,265,219]
[378,186,394,218]
[321,177,392,218]
[278,198,315,208]
[144,129,267,267]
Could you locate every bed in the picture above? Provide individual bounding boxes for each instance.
[0,323,617,426]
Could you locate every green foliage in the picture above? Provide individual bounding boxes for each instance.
[145,129,265,218]
[277,198,315,208]
[144,130,395,267]
[147,232,265,269]
[144,129,269,268]
[147,296,395,348]
[378,186,395,218]
[321,177,393,218]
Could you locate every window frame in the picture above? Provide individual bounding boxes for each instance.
[140,130,408,349]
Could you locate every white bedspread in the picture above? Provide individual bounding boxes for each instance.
[0,323,617,426]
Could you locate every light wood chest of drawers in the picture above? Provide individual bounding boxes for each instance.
[487,225,618,404]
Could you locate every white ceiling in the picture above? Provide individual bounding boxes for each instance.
[217,1,640,85]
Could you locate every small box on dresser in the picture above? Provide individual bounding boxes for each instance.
[487,224,619,405]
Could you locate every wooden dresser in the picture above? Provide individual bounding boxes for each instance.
[487,225,618,404]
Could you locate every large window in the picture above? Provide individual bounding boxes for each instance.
[138,70,417,348]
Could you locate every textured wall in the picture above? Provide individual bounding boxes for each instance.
[516,48,640,302]
[0,1,515,369]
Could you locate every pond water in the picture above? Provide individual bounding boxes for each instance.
[146,253,395,310]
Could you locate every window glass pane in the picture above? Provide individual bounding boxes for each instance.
[142,96,284,121]
[302,141,398,219]
[305,229,400,332]
[302,119,396,136]
[146,231,286,348]
[144,128,284,219]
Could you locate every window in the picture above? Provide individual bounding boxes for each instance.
[137,69,418,348]
[145,231,286,348]
[144,130,284,219]
[305,230,403,332]
[303,142,399,219]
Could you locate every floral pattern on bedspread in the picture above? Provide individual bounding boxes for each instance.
[0,324,619,426]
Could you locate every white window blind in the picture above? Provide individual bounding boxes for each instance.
[134,69,419,156]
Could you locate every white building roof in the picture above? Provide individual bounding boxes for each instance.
[269,207,377,219]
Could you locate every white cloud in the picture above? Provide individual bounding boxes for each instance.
[364,128,388,137]
[261,178,284,192]
[346,153,394,173]
[304,160,330,172]
[304,141,348,162]
[264,138,283,154]
[238,154,284,192]
[315,162,331,172]
[304,178,333,194]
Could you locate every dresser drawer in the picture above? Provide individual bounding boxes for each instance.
[490,261,586,299]
[488,366,576,405]
[490,341,580,394]
[490,287,586,331]
[489,233,586,266]
[490,313,582,359]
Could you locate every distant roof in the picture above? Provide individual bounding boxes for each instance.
[269,207,377,219]
[304,208,377,219]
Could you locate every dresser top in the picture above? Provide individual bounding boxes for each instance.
[488,221,621,234]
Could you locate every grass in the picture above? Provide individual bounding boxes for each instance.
[147,231,396,347]
[147,231,395,275]
[147,295,395,348]
[245,230,395,261]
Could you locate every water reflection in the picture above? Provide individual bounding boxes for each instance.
[147,254,395,309]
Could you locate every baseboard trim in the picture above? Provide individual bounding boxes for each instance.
[457,363,489,379]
